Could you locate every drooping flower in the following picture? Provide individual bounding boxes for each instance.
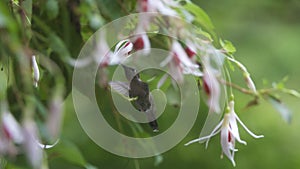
[0,105,24,156]
[201,53,222,113]
[159,40,201,84]
[131,34,151,55]
[137,0,178,16]
[110,39,133,65]
[97,37,133,67]
[185,100,264,166]
[1,111,24,144]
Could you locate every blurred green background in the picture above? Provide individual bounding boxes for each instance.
[56,0,300,169]
[2,0,298,168]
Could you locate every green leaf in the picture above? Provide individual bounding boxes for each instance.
[220,39,236,54]
[166,85,180,106]
[48,33,72,59]
[282,89,300,98]
[0,62,8,100]
[268,96,292,124]
[47,140,96,168]
[46,0,59,20]
[22,0,32,22]
[182,1,214,31]
[181,1,217,42]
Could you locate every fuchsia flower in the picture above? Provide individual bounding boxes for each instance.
[98,38,133,67]
[201,53,223,113]
[1,111,24,144]
[159,40,202,83]
[0,109,24,156]
[185,100,264,166]
[131,34,151,55]
[137,0,178,16]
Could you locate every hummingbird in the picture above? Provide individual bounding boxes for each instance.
[109,65,159,132]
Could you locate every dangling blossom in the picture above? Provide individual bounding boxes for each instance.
[201,52,223,113]
[137,0,178,16]
[159,40,202,84]
[0,105,24,156]
[226,57,257,94]
[131,34,151,55]
[31,55,40,88]
[110,39,133,64]
[96,35,133,67]
[1,111,24,144]
[185,100,264,166]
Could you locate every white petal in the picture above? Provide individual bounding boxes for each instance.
[172,41,198,68]
[234,113,264,139]
[169,60,183,83]
[183,66,203,77]
[160,53,173,67]
[142,34,151,50]
[203,70,221,113]
[2,112,24,144]
[185,119,223,147]
[32,56,40,88]
[221,127,236,167]
[204,119,223,148]
[37,139,59,149]
[228,126,247,145]
[157,74,168,89]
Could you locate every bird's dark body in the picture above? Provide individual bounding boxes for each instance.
[110,65,159,132]
[129,76,151,111]
[126,70,158,132]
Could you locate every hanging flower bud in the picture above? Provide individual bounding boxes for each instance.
[2,111,24,144]
[31,55,40,88]
[244,73,257,93]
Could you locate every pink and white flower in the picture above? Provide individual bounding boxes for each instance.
[97,36,133,67]
[159,40,201,83]
[137,0,178,16]
[185,100,264,166]
[0,106,24,156]
[201,52,223,113]
[131,34,151,55]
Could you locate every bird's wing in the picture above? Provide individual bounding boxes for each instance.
[109,81,130,97]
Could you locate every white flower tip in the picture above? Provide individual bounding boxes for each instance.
[231,160,236,167]
[184,138,200,146]
[239,140,247,145]
[33,82,38,88]
[37,139,60,149]
[256,135,264,139]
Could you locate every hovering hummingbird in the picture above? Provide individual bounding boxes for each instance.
[109,65,159,132]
